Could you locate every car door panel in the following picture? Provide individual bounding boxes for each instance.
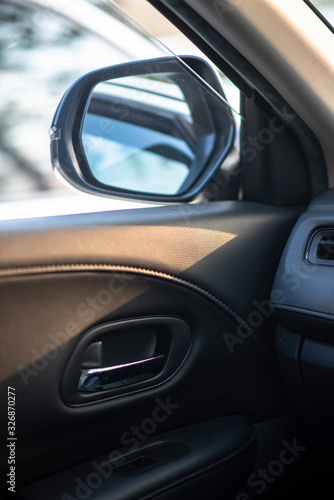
[16,416,257,500]
[0,201,300,319]
[1,270,277,486]
[0,201,300,498]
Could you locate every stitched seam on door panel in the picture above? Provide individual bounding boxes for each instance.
[0,263,271,361]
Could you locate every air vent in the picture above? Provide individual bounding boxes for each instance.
[317,234,334,260]
[307,230,334,265]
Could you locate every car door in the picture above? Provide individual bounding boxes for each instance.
[1,1,333,499]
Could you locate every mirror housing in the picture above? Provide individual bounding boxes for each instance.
[50,56,235,203]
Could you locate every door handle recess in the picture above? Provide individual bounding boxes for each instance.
[62,317,192,405]
[79,355,166,392]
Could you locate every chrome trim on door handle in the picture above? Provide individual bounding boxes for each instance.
[78,355,166,392]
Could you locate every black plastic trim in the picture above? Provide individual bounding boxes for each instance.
[147,0,328,202]
[303,0,334,35]
[61,316,192,405]
[272,189,334,336]
[17,416,257,500]
[306,228,334,265]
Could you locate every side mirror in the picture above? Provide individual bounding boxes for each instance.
[50,56,235,203]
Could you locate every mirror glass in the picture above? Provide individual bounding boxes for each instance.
[81,69,218,196]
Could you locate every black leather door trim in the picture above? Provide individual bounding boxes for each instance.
[16,415,256,500]
[0,263,272,365]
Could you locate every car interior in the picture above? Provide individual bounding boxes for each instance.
[1,0,334,499]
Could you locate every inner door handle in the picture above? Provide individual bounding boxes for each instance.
[78,355,166,392]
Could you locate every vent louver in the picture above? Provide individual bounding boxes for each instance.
[307,230,334,264]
